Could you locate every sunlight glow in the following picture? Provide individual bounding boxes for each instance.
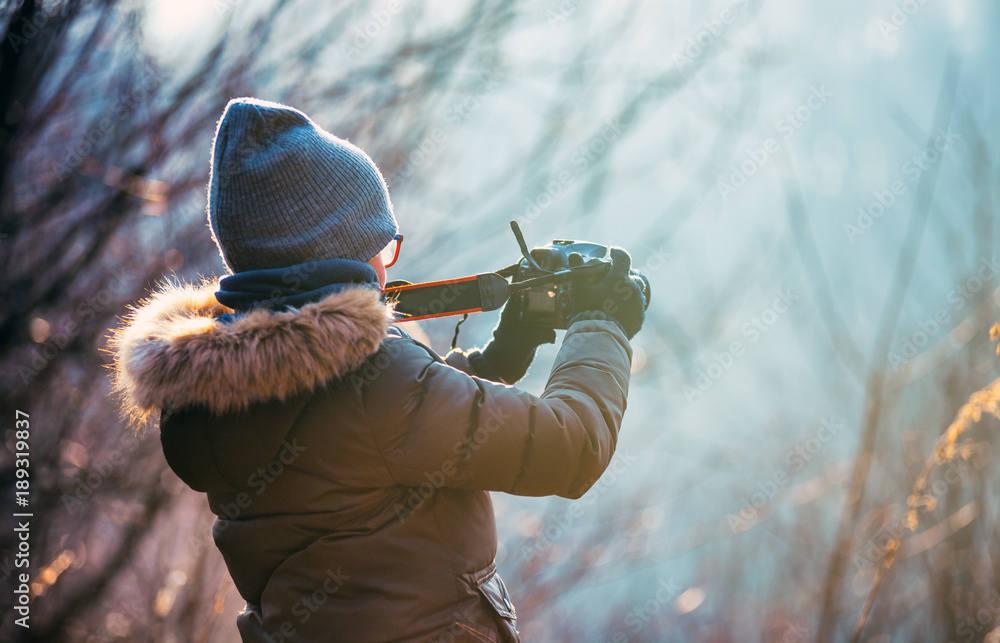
[144,0,220,60]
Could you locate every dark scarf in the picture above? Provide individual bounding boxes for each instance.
[216,258,381,312]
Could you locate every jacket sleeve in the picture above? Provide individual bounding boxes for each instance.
[360,314,631,499]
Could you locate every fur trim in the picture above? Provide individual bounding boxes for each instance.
[111,279,392,425]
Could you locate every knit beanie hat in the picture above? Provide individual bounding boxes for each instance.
[208,97,398,273]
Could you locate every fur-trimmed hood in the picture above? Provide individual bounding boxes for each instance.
[111,279,392,425]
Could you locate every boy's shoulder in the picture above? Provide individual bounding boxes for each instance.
[363,324,446,371]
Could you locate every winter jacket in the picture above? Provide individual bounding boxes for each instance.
[112,281,632,642]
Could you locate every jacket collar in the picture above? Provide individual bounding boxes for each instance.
[111,279,392,426]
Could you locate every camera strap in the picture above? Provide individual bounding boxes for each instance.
[385,264,604,322]
[384,273,511,322]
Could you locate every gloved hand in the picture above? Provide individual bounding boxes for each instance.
[471,295,557,384]
[570,247,646,339]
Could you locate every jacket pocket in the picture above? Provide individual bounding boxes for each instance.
[471,563,519,642]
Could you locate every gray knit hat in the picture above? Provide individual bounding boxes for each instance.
[208,97,398,273]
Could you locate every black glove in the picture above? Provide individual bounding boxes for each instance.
[470,296,557,384]
[570,247,646,339]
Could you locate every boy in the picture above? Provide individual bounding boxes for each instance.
[113,98,645,642]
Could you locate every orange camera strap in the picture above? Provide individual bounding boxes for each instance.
[384,273,511,321]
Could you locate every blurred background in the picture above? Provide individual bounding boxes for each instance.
[1,0,999,641]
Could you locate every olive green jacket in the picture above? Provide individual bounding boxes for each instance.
[112,281,632,642]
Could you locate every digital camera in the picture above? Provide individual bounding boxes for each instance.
[385,223,652,330]
[509,239,651,329]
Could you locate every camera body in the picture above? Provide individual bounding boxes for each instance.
[513,240,650,329]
